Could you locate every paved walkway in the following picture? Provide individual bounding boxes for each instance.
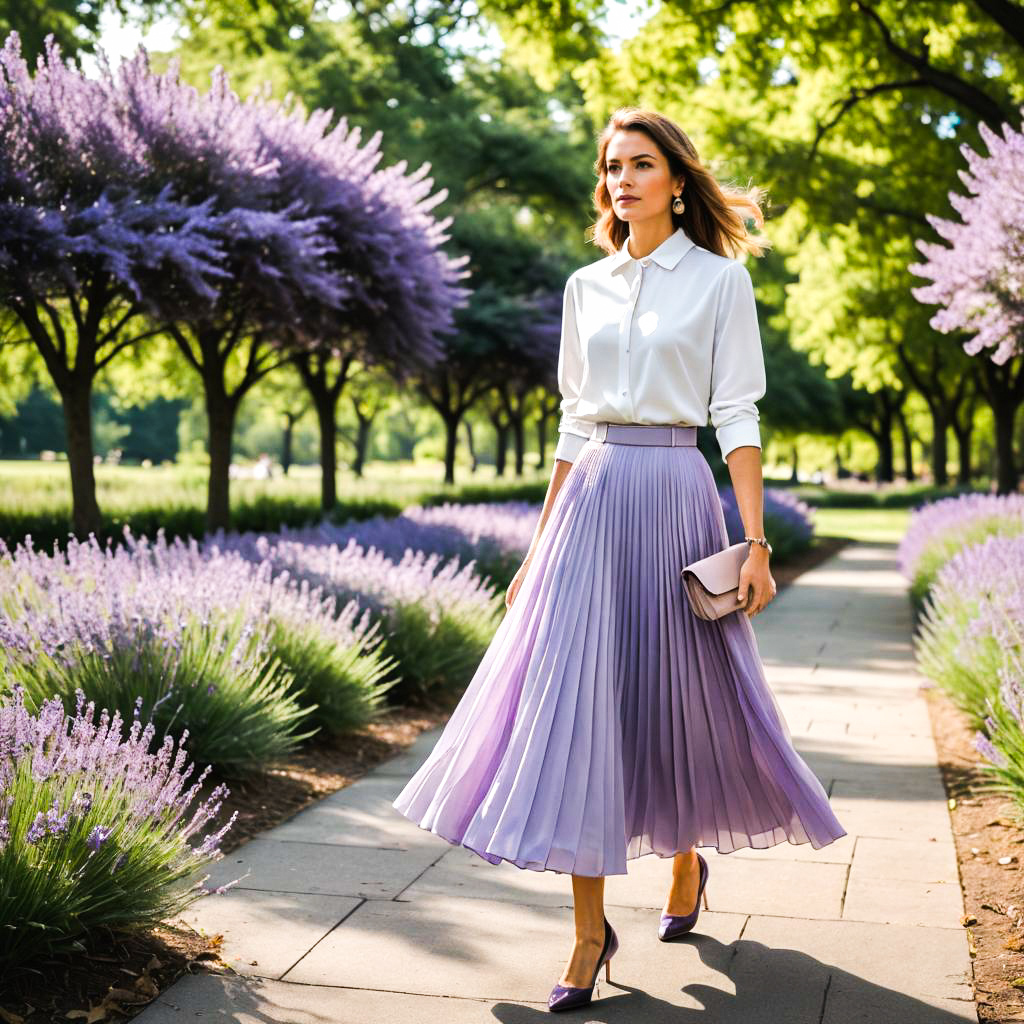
[136,541,976,1023]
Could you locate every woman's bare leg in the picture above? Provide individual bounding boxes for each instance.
[558,874,607,988]
[664,844,701,916]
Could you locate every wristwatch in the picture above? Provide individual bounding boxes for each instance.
[744,536,773,555]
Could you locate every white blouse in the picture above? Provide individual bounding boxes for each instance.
[554,225,766,464]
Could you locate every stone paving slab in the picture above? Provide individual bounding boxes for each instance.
[397,841,855,913]
[174,889,361,979]
[193,835,443,898]
[740,915,973,1003]
[136,541,977,1023]
[258,773,441,850]
[281,894,747,999]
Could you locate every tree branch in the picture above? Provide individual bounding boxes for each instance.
[166,323,203,374]
[96,303,143,349]
[39,297,68,365]
[970,0,1024,51]
[853,0,1014,127]
[809,78,926,162]
[93,326,167,373]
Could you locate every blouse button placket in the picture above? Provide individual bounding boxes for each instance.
[620,259,649,418]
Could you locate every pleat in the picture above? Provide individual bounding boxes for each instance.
[391,436,847,875]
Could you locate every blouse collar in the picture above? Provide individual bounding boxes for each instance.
[608,225,696,275]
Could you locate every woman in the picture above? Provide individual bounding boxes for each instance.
[392,106,847,1012]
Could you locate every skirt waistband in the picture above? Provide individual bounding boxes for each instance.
[590,422,698,447]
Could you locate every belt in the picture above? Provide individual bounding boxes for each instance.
[589,422,698,446]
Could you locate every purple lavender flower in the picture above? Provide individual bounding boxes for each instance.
[25,812,47,845]
[975,730,1009,769]
[899,492,1024,586]
[718,486,814,548]
[86,825,113,852]
[909,117,1024,365]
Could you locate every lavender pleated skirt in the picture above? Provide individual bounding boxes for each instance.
[391,423,847,876]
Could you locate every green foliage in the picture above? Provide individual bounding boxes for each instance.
[909,515,1024,611]
[379,592,504,706]
[270,617,399,736]
[914,586,1003,727]
[973,642,1024,817]
[2,613,319,779]
[0,749,220,978]
[789,482,985,509]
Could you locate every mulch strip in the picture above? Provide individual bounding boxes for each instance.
[0,534,850,1022]
[923,684,1024,1023]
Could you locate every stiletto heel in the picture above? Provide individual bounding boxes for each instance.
[659,851,709,941]
[548,915,618,1012]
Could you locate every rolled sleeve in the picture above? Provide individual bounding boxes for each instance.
[554,275,592,463]
[709,260,766,460]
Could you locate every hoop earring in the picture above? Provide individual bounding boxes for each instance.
[672,194,685,214]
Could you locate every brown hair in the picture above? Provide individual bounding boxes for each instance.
[590,107,772,260]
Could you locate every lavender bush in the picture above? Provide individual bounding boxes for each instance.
[909,518,1024,818]
[0,685,242,977]
[267,499,540,590]
[898,492,1024,608]
[0,530,395,773]
[211,529,504,704]
[718,486,815,561]
[973,643,1024,815]
[913,533,1024,725]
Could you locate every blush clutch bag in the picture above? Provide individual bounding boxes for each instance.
[680,541,751,620]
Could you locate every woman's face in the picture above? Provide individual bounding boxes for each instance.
[604,129,683,223]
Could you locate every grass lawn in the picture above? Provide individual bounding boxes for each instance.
[811,506,912,544]
[1,459,916,546]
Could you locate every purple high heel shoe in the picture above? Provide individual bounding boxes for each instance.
[547,915,618,1012]
[659,851,709,941]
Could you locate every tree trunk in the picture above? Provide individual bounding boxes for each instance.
[875,428,894,484]
[928,408,948,485]
[281,413,297,476]
[204,386,238,534]
[292,351,353,513]
[895,407,916,482]
[494,422,509,477]
[465,419,478,473]
[979,359,1024,495]
[512,415,525,476]
[443,412,460,485]
[789,442,799,484]
[951,420,973,485]
[992,397,1019,495]
[314,394,338,511]
[352,415,371,478]
[63,382,102,538]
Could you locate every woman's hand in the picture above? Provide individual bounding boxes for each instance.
[737,546,776,617]
[505,556,533,610]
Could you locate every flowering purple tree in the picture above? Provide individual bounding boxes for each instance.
[909,115,1024,494]
[0,33,228,537]
[107,52,360,531]
[0,31,469,534]
[137,54,468,522]
[286,151,470,509]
